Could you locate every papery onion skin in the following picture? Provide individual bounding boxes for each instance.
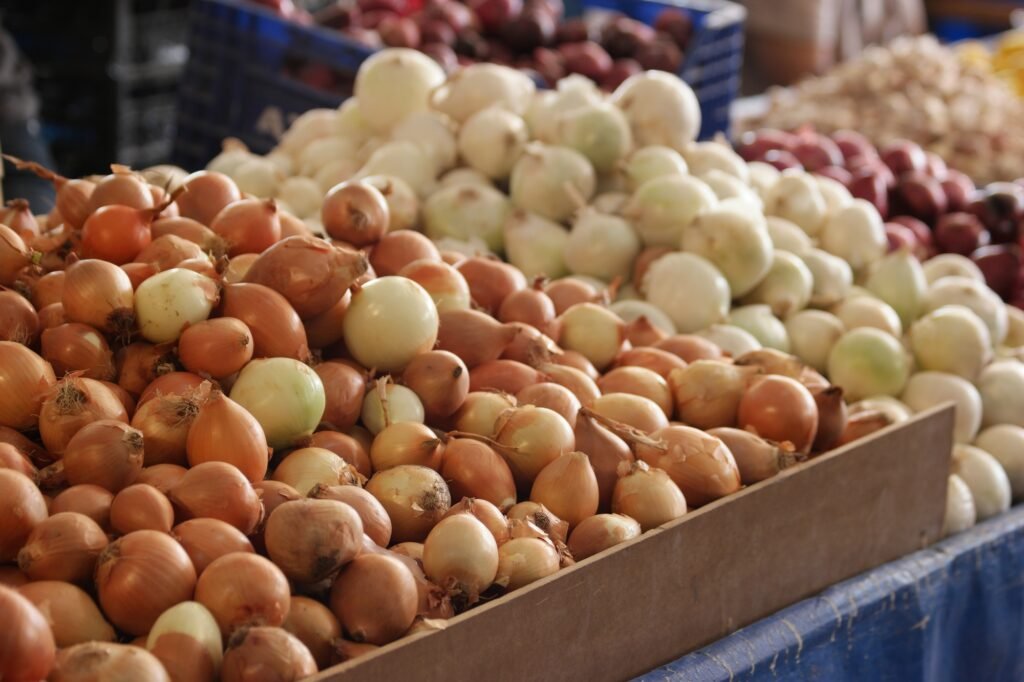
[310,484,393,547]
[171,518,255,576]
[496,537,560,591]
[314,361,367,431]
[402,350,470,421]
[0,585,56,682]
[187,390,270,482]
[17,511,108,583]
[636,425,741,507]
[737,375,820,455]
[265,498,364,584]
[230,357,325,449]
[516,382,582,429]
[444,498,510,546]
[440,438,517,511]
[62,258,135,337]
[494,405,576,489]
[530,452,599,528]
[18,581,116,648]
[110,484,175,534]
[342,276,440,373]
[178,318,254,379]
[567,513,641,560]
[41,323,115,380]
[0,342,56,431]
[220,626,317,682]
[422,513,499,606]
[370,421,443,471]
[134,268,219,344]
[436,308,521,369]
[95,530,198,635]
[272,446,363,495]
[0,442,38,479]
[597,366,672,418]
[329,553,419,645]
[146,601,222,682]
[61,419,143,492]
[361,381,425,435]
[0,289,39,344]
[169,461,263,534]
[50,642,170,682]
[51,484,113,531]
[611,461,687,530]
[574,412,634,512]
[589,392,669,434]
[196,552,291,636]
[39,377,128,457]
[211,198,282,256]
[365,465,451,543]
[307,430,372,478]
[283,596,342,671]
[708,427,799,484]
[614,347,687,379]
[220,282,311,362]
[469,359,545,395]
[507,501,570,544]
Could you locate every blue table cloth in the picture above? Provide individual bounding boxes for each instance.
[638,505,1024,682]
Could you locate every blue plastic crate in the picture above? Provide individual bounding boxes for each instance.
[174,0,745,169]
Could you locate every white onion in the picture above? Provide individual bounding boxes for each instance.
[909,305,992,380]
[558,302,625,371]
[683,142,748,183]
[147,601,222,670]
[742,250,813,317]
[362,383,425,435]
[360,175,419,232]
[820,199,887,271]
[278,109,337,156]
[614,283,642,302]
[700,170,762,211]
[922,253,985,286]
[277,176,323,219]
[504,210,570,279]
[355,48,446,133]
[609,301,676,335]
[358,141,436,198]
[333,99,373,144]
[696,324,762,357]
[456,108,528,180]
[866,249,927,329]
[233,157,280,198]
[564,209,640,282]
[207,145,252,177]
[814,175,853,215]
[297,137,360,177]
[314,159,360,192]
[623,146,688,191]
[849,396,914,424]
[747,162,781,201]
[555,102,633,173]
[530,76,603,143]
[942,474,977,537]
[925,276,1008,347]
[1005,306,1024,348]
[432,63,535,123]
[524,91,559,142]
[833,297,903,337]
[424,184,512,253]
[765,171,827,237]
[644,253,730,333]
[433,237,493,259]
[230,357,326,448]
[977,361,1024,428]
[785,310,846,373]
[438,168,493,190]
[509,144,596,223]
[624,175,717,247]
[610,71,701,149]
[801,248,853,308]
[766,216,813,255]
[952,444,1011,521]
[342,277,439,373]
[392,111,458,175]
[681,204,772,297]
[975,425,1024,500]
[728,304,790,352]
[827,327,910,401]
[265,151,294,177]
[135,269,217,343]
[902,371,982,443]
[591,192,629,214]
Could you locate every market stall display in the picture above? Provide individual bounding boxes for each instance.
[0,9,1023,679]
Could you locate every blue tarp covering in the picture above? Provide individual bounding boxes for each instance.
[638,505,1024,682]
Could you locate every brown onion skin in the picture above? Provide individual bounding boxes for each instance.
[0,289,39,344]
[149,630,216,682]
[501,323,561,366]
[250,480,302,554]
[0,442,38,479]
[137,372,205,408]
[837,410,893,447]
[17,581,116,648]
[811,385,848,453]
[264,498,364,584]
[195,552,291,636]
[545,278,598,315]
[51,642,169,682]
[210,198,281,256]
[178,318,254,378]
[402,350,469,421]
[0,585,56,682]
[17,511,108,583]
[315,361,366,431]
[444,497,510,546]
[38,377,128,456]
[436,308,521,368]
[135,463,188,494]
[220,282,311,362]
[370,230,440,276]
[625,316,668,347]
[115,342,176,398]
[134,234,206,271]
[0,341,57,431]
[311,484,393,547]
[330,553,418,645]
[539,363,602,406]
[32,271,66,309]
[129,393,196,467]
[283,595,342,670]
[41,322,115,380]
[498,287,559,339]
[614,346,687,379]
[37,303,67,331]
[170,461,264,534]
[322,181,390,246]
[738,375,819,455]
[109,484,174,534]
[89,169,154,212]
[456,257,527,314]
[516,382,581,429]
[51,484,114,531]
[307,430,372,478]
[574,413,634,512]
[221,626,318,682]
[95,530,198,636]
[1,566,29,587]
[597,366,673,418]
[0,224,31,287]
[440,438,517,511]
[567,513,641,561]
[151,215,225,253]
[530,452,599,528]
[552,350,601,380]
[187,390,270,483]
[469,359,545,395]
[637,425,741,507]
[243,236,368,318]
[589,392,669,434]
[304,291,350,349]
[171,517,255,576]
[62,258,135,336]
[61,419,144,493]
[0,426,49,467]
[656,335,724,362]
